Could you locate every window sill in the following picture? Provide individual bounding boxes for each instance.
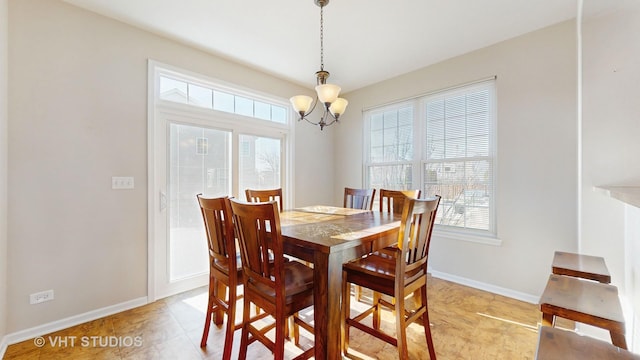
[433,229,502,246]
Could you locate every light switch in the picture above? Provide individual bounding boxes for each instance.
[112,176,134,189]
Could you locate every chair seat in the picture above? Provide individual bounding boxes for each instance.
[344,253,396,280]
[213,253,243,274]
[539,274,627,349]
[248,260,314,303]
[344,252,427,297]
[214,251,285,276]
[552,251,611,283]
[535,326,640,360]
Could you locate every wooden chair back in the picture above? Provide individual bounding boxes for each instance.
[379,189,421,214]
[196,194,242,357]
[343,187,376,210]
[245,188,284,212]
[197,195,237,277]
[230,200,285,303]
[396,196,441,283]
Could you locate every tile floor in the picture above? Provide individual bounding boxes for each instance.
[3,276,549,359]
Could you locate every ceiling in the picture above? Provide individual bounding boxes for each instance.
[63,0,619,93]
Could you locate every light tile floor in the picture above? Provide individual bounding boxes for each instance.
[3,276,551,359]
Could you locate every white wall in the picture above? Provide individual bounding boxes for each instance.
[581,0,640,284]
[581,0,640,349]
[7,0,332,333]
[336,21,578,298]
[1,0,9,348]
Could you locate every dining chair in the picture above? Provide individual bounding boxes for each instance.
[349,188,421,302]
[197,195,244,359]
[342,195,441,359]
[343,187,376,210]
[379,188,421,213]
[343,187,376,301]
[229,199,315,360]
[245,188,284,212]
[377,188,422,254]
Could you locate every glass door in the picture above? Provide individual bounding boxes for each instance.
[152,112,231,299]
[168,122,231,281]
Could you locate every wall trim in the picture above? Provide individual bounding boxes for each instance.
[0,335,7,359]
[430,269,539,304]
[3,296,147,347]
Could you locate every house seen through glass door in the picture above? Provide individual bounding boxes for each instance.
[168,125,281,283]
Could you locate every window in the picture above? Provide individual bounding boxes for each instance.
[365,79,496,238]
[368,104,415,190]
[152,62,293,209]
[159,75,287,124]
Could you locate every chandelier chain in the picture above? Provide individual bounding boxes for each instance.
[320,4,324,71]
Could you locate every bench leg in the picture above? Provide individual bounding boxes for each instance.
[541,312,555,327]
[610,331,627,350]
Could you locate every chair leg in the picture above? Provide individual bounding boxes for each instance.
[200,277,215,347]
[238,295,252,360]
[342,272,351,354]
[214,279,226,326]
[200,276,216,347]
[274,309,286,360]
[421,286,437,359]
[373,291,382,330]
[222,285,237,360]
[395,292,409,359]
[292,314,299,345]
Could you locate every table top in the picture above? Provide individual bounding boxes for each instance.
[279,208,400,254]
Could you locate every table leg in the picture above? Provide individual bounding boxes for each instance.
[313,251,344,360]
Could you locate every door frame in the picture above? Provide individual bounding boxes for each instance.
[147,60,294,301]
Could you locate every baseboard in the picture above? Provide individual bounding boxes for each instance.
[429,269,539,304]
[4,296,148,347]
[0,334,8,359]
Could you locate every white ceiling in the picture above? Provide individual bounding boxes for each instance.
[63,0,618,93]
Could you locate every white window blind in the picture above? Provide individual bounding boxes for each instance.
[424,81,495,233]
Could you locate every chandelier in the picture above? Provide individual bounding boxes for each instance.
[290,0,348,130]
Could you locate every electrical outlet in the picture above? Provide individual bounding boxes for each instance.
[30,290,54,304]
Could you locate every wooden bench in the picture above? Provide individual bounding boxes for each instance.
[539,274,627,349]
[552,251,611,283]
[535,326,639,359]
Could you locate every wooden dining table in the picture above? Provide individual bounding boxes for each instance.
[278,205,401,360]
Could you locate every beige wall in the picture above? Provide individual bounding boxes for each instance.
[581,1,640,348]
[1,0,9,344]
[7,0,332,333]
[336,21,578,297]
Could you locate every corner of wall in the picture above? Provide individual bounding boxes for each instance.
[0,0,9,355]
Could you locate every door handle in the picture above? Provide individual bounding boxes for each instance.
[159,191,167,211]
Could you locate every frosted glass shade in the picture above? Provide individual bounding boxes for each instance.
[329,98,349,116]
[315,84,341,104]
[289,95,313,114]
